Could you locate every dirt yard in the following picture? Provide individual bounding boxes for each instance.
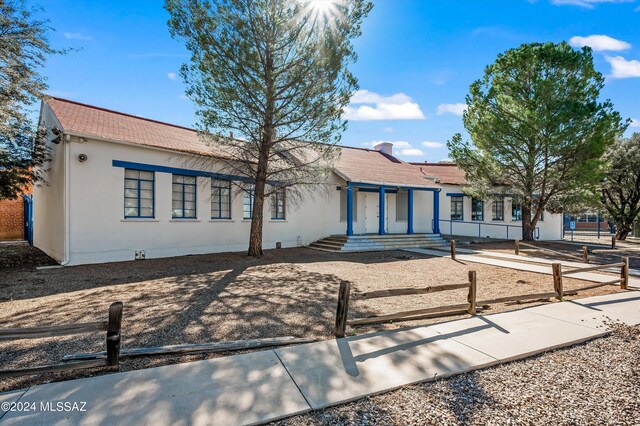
[0,242,629,392]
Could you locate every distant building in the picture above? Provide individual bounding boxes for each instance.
[34,98,562,265]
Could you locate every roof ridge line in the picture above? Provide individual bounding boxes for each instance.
[46,96,197,133]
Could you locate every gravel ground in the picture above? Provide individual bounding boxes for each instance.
[0,245,626,392]
[274,324,640,426]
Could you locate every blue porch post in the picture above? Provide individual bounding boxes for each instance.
[597,208,601,238]
[432,190,440,233]
[346,183,354,236]
[379,187,386,235]
[407,189,414,234]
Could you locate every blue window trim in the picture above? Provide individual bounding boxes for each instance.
[113,160,283,185]
[271,188,286,220]
[450,195,464,221]
[211,179,232,219]
[446,192,465,197]
[172,174,197,219]
[471,198,484,221]
[124,169,155,218]
[243,185,254,219]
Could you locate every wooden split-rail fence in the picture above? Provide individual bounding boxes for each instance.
[552,257,629,298]
[0,302,123,379]
[334,272,478,338]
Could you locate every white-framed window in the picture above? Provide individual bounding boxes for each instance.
[243,184,254,219]
[211,179,231,219]
[492,198,504,221]
[124,169,155,218]
[271,187,286,220]
[172,175,197,219]
[451,196,463,221]
[471,198,484,221]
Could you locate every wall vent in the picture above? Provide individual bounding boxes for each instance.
[276,242,282,249]
[135,249,146,260]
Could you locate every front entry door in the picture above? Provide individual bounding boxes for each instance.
[364,192,379,233]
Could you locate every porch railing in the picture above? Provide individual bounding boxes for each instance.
[437,219,540,240]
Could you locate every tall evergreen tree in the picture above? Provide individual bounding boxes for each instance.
[448,42,626,240]
[166,0,371,256]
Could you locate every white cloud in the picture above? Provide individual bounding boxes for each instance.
[382,127,394,133]
[551,0,634,8]
[398,148,424,157]
[569,35,631,51]
[436,103,467,116]
[605,55,640,78]
[343,90,426,121]
[63,32,93,41]
[630,118,640,127]
[167,72,178,80]
[422,141,444,149]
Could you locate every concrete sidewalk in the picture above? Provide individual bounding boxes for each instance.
[1,291,639,425]
[406,248,640,288]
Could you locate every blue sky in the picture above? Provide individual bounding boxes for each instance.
[39,0,640,162]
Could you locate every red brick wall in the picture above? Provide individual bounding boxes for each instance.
[0,197,24,240]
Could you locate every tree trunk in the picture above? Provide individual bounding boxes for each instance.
[521,204,534,241]
[248,151,269,256]
[616,224,631,241]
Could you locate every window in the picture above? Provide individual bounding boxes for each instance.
[339,187,358,222]
[492,198,504,221]
[271,187,286,220]
[211,179,231,219]
[396,190,408,221]
[172,175,197,219]
[450,196,463,221]
[124,169,154,218]
[512,202,522,221]
[243,185,254,219]
[471,198,484,221]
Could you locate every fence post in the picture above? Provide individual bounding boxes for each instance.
[467,271,477,315]
[611,236,616,249]
[552,263,563,301]
[450,239,456,260]
[582,246,589,264]
[621,257,629,290]
[335,281,351,338]
[106,302,123,368]
[515,240,520,255]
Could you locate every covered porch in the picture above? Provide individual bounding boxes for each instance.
[344,182,441,237]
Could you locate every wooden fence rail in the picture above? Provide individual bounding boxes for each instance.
[552,257,629,298]
[0,302,123,379]
[335,272,477,338]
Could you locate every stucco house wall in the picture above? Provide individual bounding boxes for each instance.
[437,184,562,240]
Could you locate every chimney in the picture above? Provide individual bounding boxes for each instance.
[373,142,393,156]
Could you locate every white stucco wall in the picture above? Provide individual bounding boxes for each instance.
[33,105,66,262]
[52,137,345,265]
[437,184,562,240]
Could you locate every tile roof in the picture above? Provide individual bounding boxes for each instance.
[45,97,231,159]
[45,97,441,189]
[335,148,439,188]
[410,162,467,185]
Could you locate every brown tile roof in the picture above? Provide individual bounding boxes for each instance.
[45,97,231,159]
[410,162,467,185]
[45,97,440,188]
[335,148,439,188]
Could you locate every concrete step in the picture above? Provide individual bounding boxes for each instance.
[309,234,447,253]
